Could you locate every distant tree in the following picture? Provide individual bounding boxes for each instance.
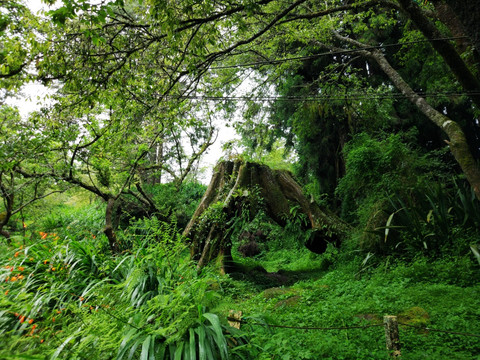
[6,0,480,223]
[49,0,480,198]
[0,106,66,240]
[0,0,50,100]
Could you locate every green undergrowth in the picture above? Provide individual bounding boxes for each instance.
[214,250,480,359]
[1,201,480,359]
[0,204,248,360]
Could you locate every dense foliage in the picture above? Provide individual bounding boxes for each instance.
[1,199,479,359]
[1,0,480,358]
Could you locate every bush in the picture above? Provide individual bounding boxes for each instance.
[335,131,459,256]
[148,182,206,229]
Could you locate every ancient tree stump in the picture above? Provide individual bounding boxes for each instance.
[183,160,351,272]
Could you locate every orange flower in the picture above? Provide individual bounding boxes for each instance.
[10,276,18,282]
[18,274,24,279]
[22,222,27,228]
[39,232,47,239]
[18,266,25,272]
[51,267,56,271]
[43,260,48,265]
[5,290,8,295]
[14,252,19,258]
[14,313,19,317]
[20,316,25,323]
[52,317,55,322]
[79,296,84,301]
[29,324,37,336]
[40,339,44,343]
[28,318,34,324]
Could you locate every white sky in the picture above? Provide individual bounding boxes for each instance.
[26,0,51,13]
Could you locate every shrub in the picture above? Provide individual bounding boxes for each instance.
[336,131,456,256]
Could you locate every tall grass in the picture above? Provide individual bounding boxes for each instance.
[0,205,248,359]
[385,179,480,257]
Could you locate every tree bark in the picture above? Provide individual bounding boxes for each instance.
[443,1,480,54]
[104,198,119,253]
[367,48,480,199]
[331,32,480,200]
[0,173,14,242]
[183,160,351,272]
[396,0,480,110]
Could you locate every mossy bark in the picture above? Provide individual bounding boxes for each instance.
[0,174,14,242]
[332,32,480,200]
[104,198,119,253]
[183,160,351,272]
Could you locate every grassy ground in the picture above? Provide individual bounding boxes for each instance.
[1,199,480,359]
[213,248,480,359]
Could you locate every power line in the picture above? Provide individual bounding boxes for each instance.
[165,91,480,103]
[399,322,480,338]
[227,317,383,331]
[210,36,469,70]
[228,317,480,338]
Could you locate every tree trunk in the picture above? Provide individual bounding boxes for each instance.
[183,160,351,272]
[397,0,480,111]
[331,32,480,200]
[0,210,12,242]
[443,1,480,57]
[104,198,119,253]
[0,173,14,242]
[366,48,480,199]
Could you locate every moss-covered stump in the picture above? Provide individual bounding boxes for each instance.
[183,160,351,272]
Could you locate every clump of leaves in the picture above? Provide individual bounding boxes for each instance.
[0,209,249,359]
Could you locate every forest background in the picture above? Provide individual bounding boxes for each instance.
[1,0,480,359]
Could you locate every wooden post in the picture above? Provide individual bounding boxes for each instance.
[228,310,242,329]
[384,315,401,357]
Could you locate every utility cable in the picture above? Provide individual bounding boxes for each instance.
[228,317,480,338]
[210,36,469,69]
[227,317,383,331]
[399,322,480,338]
[164,91,480,103]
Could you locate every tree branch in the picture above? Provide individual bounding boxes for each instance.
[396,0,480,110]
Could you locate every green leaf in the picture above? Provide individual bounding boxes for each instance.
[127,338,141,360]
[470,244,480,265]
[117,328,138,359]
[195,326,206,360]
[203,313,228,360]
[384,211,395,242]
[51,334,77,360]
[174,341,184,360]
[188,328,197,360]
[140,335,151,360]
